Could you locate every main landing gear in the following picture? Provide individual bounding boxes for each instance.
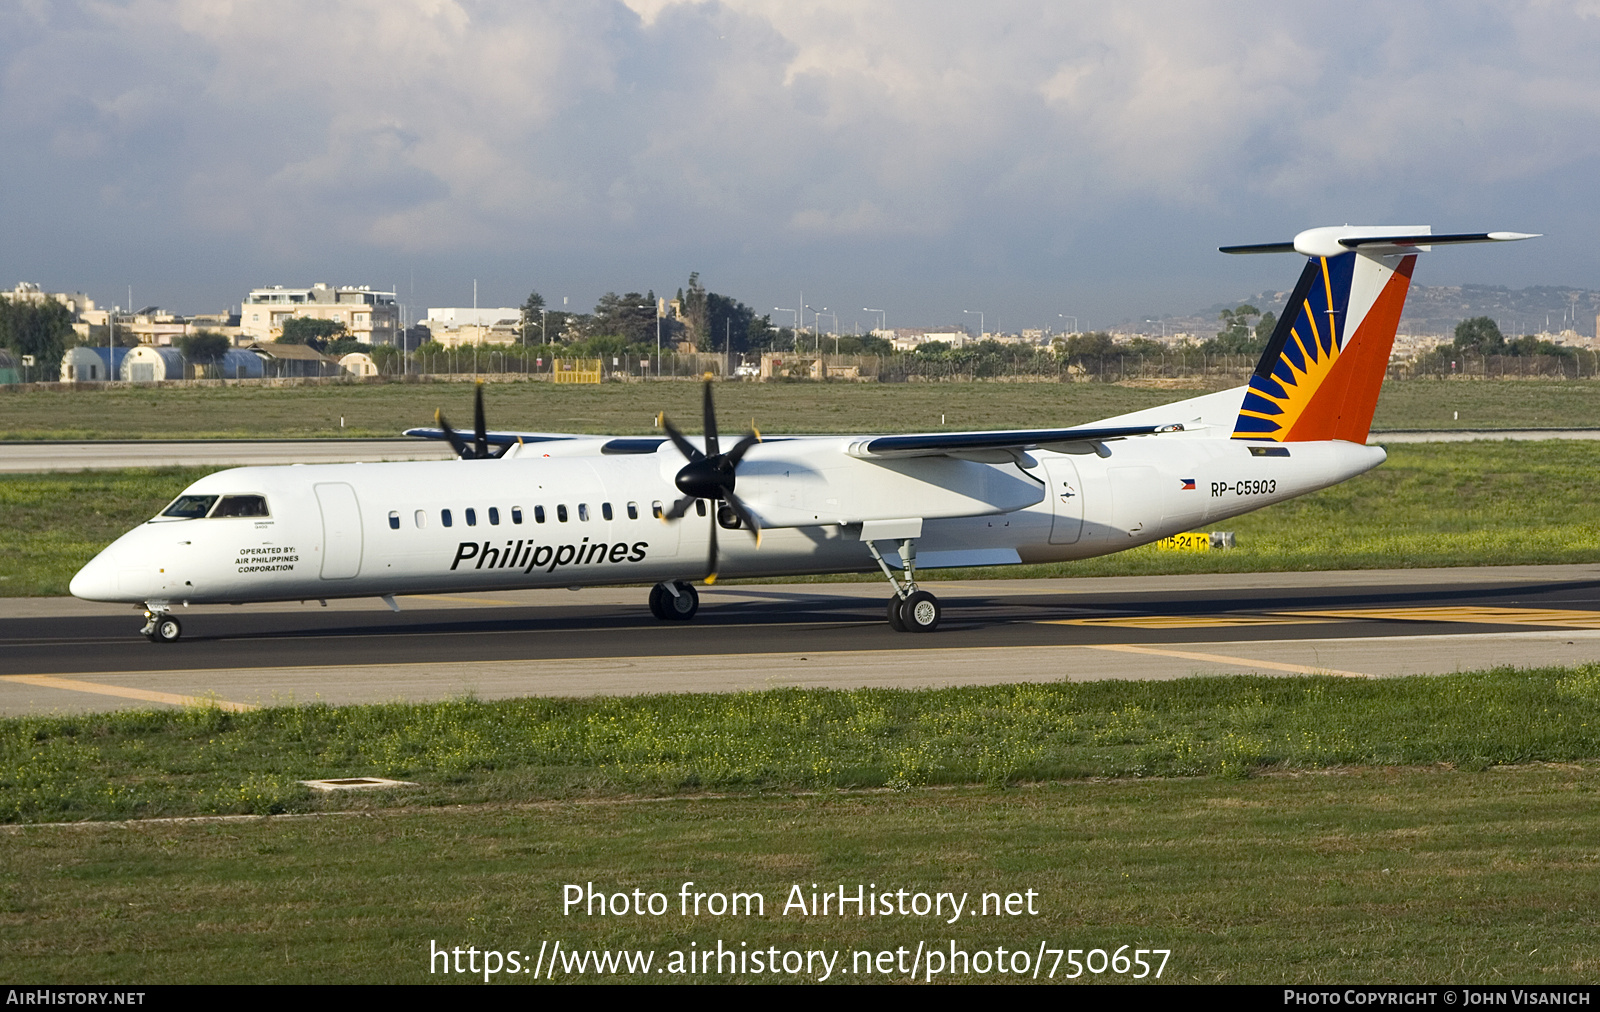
[648,581,700,621]
[140,601,182,643]
[867,538,941,633]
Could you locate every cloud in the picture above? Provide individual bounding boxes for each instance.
[4,1,1600,320]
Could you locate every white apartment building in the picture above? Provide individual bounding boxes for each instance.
[420,307,525,348]
[241,283,398,344]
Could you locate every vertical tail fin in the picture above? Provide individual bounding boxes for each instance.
[1224,226,1535,443]
[1231,250,1415,443]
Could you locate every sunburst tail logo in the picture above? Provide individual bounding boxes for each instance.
[1232,251,1416,443]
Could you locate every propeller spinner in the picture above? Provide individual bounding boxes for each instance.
[658,380,762,582]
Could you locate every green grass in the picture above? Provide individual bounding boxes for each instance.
[5,740,1600,982]
[4,376,1600,440]
[6,440,1599,596]
[7,667,1600,825]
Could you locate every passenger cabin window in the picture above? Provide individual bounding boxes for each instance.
[534,506,546,523]
[388,511,400,530]
[489,507,500,525]
[652,500,663,519]
[512,507,523,524]
[602,503,613,521]
[160,495,217,519]
[210,495,270,518]
[578,503,589,522]
[442,509,453,527]
[627,502,638,520]
[557,504,569,523]
[465,508,477,526]
[414,510,427,528]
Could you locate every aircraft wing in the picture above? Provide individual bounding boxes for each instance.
[844,422,1184,460]
[402,427,579,447]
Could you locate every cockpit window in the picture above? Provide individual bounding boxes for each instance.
[160,495,218,519]
[210,495,270,518]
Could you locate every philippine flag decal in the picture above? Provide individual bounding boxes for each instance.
[1180,478,1196,490]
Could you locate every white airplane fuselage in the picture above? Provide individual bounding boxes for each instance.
[69,434,1384,607]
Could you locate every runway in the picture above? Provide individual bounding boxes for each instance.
[5,563,1600,715]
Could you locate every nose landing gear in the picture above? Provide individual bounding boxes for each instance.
[140,602,182,643]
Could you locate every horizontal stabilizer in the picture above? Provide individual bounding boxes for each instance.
[1222,225,1537,258]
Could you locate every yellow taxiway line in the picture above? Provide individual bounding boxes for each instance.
[1083,643,1371,678]
[1277,606,1600,628]
[0,675,257,712]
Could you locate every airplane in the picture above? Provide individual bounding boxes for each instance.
[70,225,1536,642]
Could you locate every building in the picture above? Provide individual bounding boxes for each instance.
[2,282,94,317]
[339,351,380,377]
[420,307,524,348]
[121,346,186,382]
[242,284,398,344]
[60,346,128,382]
[245,342,338,378]
[887,328,971,351]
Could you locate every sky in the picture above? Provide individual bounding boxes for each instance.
[4,0,1600,332]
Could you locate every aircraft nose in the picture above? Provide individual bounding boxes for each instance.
[70,547,122,602]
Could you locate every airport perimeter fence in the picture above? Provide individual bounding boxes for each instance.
[379,349,1270,383]
[11,347,1600,389]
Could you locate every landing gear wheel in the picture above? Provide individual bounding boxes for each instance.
[900,591,941,632]
[665,581,699,621]
[649,582,700,621]
[154,616,183,643]
[887,596,908,632]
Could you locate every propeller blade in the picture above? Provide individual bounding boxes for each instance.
[723,492,762,547]
[435,409,472,459]
[724,430,761,468]
[702,380,720,458]
[705,506,719,584]
[663,493,697,521]
[658,413,703,462]
[473,384,488,460]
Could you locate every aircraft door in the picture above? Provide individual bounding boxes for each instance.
[1042,457,1083,545]
[314,482,364,579]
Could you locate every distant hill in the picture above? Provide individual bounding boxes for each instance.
[1201,284,1600,339]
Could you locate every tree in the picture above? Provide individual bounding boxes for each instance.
[278,317,347,351]
[592,292,658,344]
[520,291,546,343]
[1453,316,1505,356]
[1254,310,1278,345]
[176,331,230,364]
[324,336,365,358]
[0,297,74,367]
[1054,331,1117,359]
[681,272,709,347]
[1206,304,1267,356]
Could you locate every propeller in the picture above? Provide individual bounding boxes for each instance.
[435,383,506,460]
[658,380,762,583]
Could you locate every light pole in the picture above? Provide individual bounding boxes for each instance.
[638,303,659,377]
[1058,314,1078,335]
[963,309,984,343]
[774,307,798,349]
[864,307,886,336]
